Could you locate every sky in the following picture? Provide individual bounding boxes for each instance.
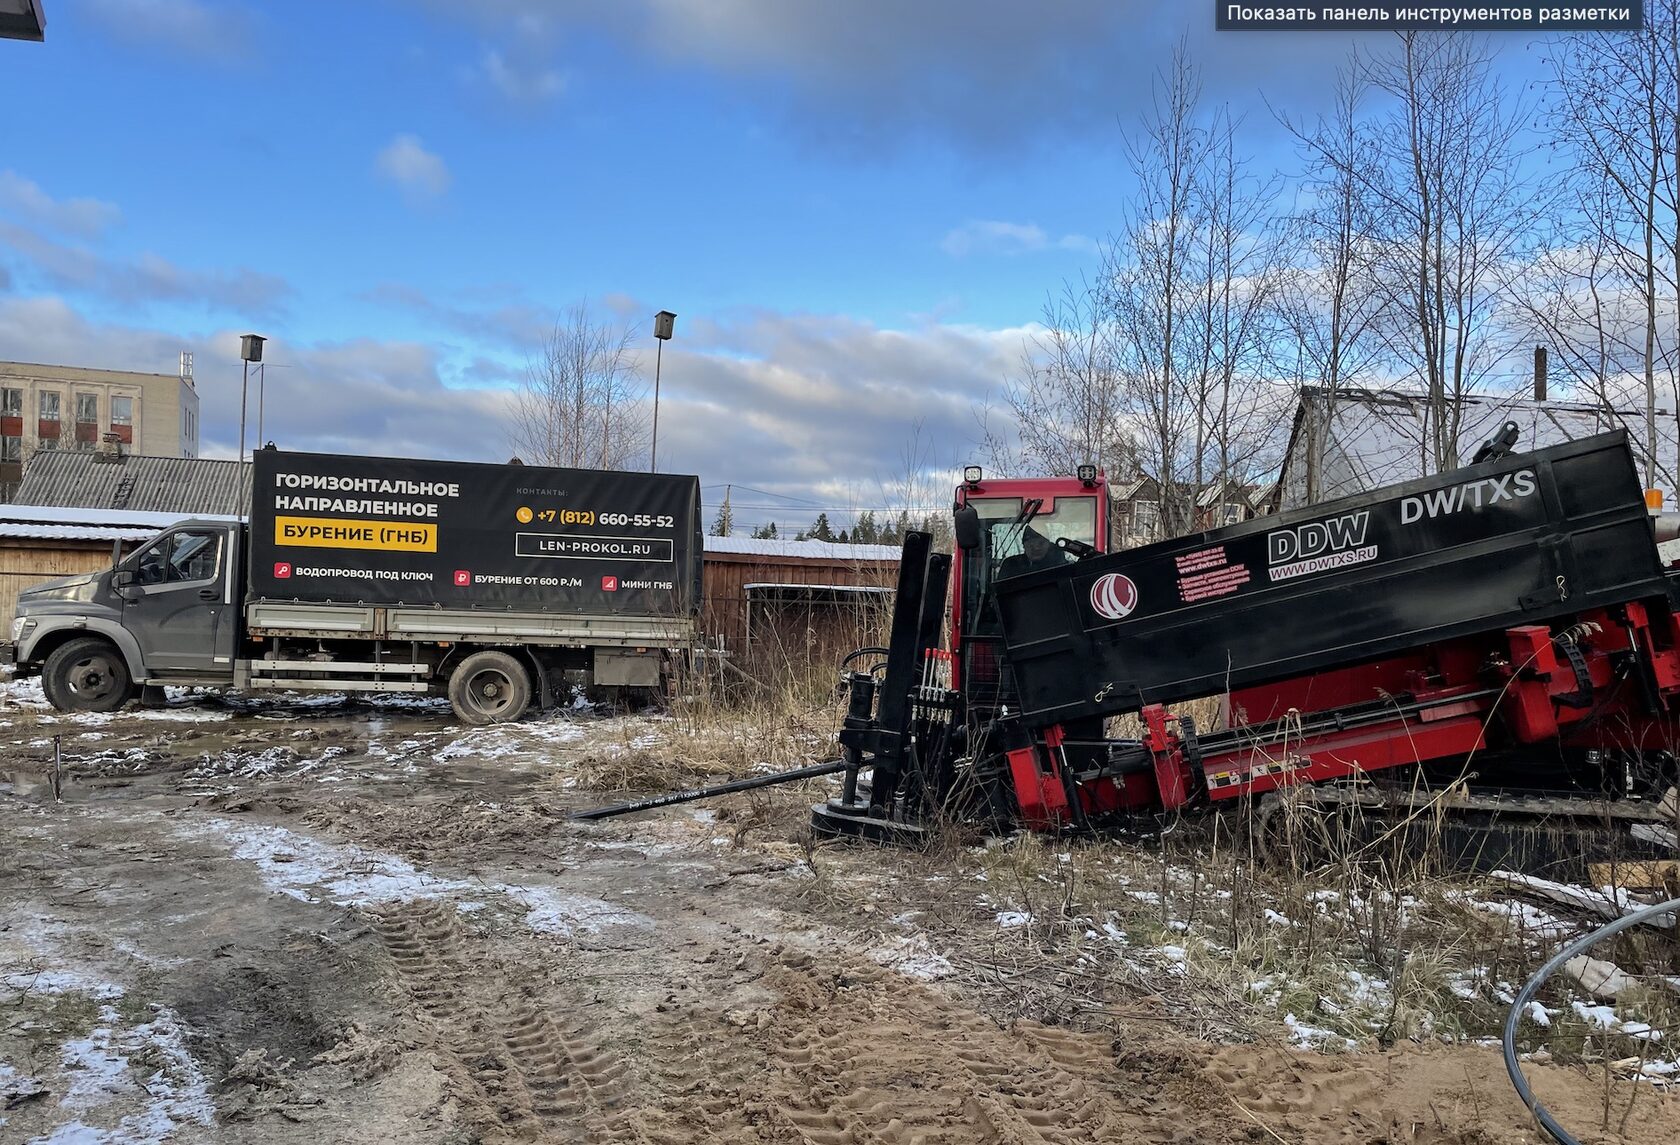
[0,1,1556,532]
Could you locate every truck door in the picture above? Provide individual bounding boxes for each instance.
[119,525,235,676]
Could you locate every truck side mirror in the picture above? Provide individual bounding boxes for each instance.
[954,506,982,551]
[113,570,135,587]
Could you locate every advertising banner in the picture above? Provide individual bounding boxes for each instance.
[249,450,701,615]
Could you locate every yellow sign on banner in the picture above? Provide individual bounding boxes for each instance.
[273,516,438,553]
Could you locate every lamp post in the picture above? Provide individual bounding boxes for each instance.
[651,310,676,471]
[239,334,265,515]
[256,362,292,448]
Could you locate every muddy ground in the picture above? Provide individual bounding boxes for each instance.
[1,682,1674,1144]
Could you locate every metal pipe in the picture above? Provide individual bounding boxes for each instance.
[569,757,851,821]
[1502,894,1680,1144]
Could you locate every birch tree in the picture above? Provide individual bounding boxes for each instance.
[509,301,649,470]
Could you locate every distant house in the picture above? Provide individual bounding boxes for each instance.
[1274,386,1674,512]
[0,357,204,498]
[1108,473,1265,548]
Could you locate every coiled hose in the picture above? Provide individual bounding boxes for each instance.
[1502,894,1680,1144]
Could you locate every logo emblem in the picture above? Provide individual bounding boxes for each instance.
[1089,573,1138,621]
[273,561,292,579]
[453,570,472,587]
[601,576,619,592]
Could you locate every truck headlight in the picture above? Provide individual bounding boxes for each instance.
[10,617,32,643]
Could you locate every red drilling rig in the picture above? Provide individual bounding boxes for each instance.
[583,427,1679,875]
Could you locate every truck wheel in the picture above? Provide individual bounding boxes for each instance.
[43,637,135,714]
[448,651,531,725]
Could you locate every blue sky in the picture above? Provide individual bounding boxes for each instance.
[0,2,1554,530]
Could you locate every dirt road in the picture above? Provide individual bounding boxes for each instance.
[1,683,1673,1144]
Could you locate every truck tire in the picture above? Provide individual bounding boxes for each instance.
[42,637,135,714]
[448,651,531,725]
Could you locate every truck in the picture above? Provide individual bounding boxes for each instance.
[5,448,703,724]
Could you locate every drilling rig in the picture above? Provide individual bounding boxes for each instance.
[584,428,1680,874]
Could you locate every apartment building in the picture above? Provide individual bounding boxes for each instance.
[0,356,201,494]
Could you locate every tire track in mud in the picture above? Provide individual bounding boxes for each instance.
[374,900,650,1143]
[759,952,1223,1145]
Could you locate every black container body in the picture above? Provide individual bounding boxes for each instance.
[995,430,1668,726]
[249,450,702,615]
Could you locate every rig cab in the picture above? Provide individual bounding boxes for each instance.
[950,464,1108,714]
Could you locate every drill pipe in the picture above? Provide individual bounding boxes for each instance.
[569,758,851,821]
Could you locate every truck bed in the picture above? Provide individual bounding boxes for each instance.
[245,601,695,647]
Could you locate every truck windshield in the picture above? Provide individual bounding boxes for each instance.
[961,495,1098,638]
[972,496,1097,572]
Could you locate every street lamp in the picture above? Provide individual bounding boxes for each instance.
[238,334,265,515]
[651,310,676,471]
[256,362,292,447]
[0,0,46,41]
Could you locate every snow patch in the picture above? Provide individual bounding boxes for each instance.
[867,935,955,981]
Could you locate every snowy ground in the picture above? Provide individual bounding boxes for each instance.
[1,671,1676,1143]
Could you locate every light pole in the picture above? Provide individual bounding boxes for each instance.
[651,310,676,471]
[256,362,292,447]
[239,334,265,515]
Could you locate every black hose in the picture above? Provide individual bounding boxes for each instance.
[841,646,890,668]
[1502,894,1680,1144]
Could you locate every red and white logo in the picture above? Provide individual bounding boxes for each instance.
[600,575,619,592]
[453,570,472,587]
[1089,573,1139,621]
[273,561,292,579]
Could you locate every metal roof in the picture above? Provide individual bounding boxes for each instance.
[703,534,903,561]
[1277,388,1679,511]
[13,451,249,516]
[0,504,236,544]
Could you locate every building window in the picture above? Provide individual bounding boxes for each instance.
[110,394,134,444]
[1,389,20,462]
[37,390,60,444]
[75,392,98,450]
[1131,499,1159,538]
[1221,502,1245,526]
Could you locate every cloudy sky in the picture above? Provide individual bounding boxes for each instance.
[0,2,1550,531]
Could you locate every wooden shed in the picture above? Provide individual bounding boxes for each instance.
[700,535,901,672]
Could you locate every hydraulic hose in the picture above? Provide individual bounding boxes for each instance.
[1502,894,1680,1144]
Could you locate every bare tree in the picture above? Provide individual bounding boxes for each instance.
[1190,103,1292,500]
[509,301,649,470]
[986,277,1124,477]
[1101,39,1211,536]
[1341,33,1535,473]
[1274,67,1386,502]
[1536,5,1680,487]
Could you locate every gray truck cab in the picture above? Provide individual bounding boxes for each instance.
[9,518,242,711]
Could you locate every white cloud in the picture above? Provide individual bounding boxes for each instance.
[0,223,290,317]
[0,173,121,238]
[941,220,1097,258]
[412,0,1374,153]
[480,48,567,103]
[376,135,452,200]
[82,0,259,61]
